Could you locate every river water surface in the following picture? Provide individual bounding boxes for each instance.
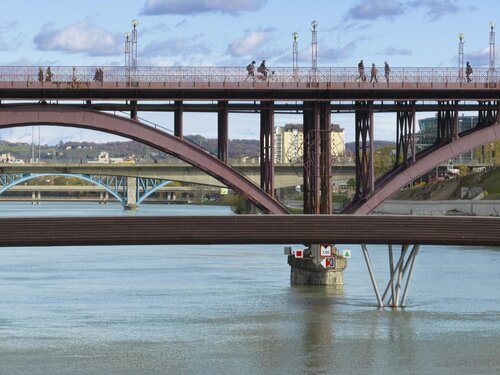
[0,202,499,374]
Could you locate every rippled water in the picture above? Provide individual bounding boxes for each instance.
[0,202,499,374]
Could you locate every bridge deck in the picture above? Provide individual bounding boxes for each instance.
[0,215,498,247]
[1,66,499,101]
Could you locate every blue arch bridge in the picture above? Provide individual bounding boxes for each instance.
[0,64,500,307]
[0,173,173,208]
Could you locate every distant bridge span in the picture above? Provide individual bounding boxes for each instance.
[0,105,288,214]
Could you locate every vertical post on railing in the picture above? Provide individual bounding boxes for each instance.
[292,32,299,81]
[489,22,496,82]
[124,32,130,84]
[124,33,130,68]
[311,21,318,83]
[131,19,138,69]
[458,33,465,81]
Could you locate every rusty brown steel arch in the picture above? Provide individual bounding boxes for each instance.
[0,105,288,214]
[352,121,500,214]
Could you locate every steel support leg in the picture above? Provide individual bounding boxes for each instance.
[260,101,275,195]
[130,100,138,121]
[362,244,420,308]
[354,101,374,199]
[361,244,383,307]
[388,244,396,305]
[320,102,332,214]
[436,101,458,144]
[174,100,183,138]
[395,101,416,166]
[401,245,420,307]
[218,100,229,164]
[303,101,321,214]
[477,101,499,128]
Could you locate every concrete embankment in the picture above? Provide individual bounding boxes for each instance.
[374,200,500,216]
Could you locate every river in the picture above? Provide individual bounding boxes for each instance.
[0,202,499,374]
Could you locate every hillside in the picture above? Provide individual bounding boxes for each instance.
[0,136,260,163]
[393,167,500,200]
[345,140,395,155]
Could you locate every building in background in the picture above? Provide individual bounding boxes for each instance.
[274,124,345,164]
[416,115,477,163]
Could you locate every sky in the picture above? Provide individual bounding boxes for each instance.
[0,0,499,146]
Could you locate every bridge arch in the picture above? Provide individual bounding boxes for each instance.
[0,173,174,206]
[0,173,124,203]
[0,105,288,214]
[352,121,500,214]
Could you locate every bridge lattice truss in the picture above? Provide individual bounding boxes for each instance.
[0,173,172,206]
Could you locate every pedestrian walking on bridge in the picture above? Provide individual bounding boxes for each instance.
[370,63,378,83]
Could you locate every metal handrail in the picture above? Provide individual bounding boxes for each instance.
[2,66,497,84]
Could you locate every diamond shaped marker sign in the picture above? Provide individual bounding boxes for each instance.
[320,257,335,268]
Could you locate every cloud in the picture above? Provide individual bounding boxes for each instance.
[463,48,494,67]
[0,58,58,67]
[410,0,460,21]
[344,0,463,22]
[140,36,210,59]
[34,21,121,56]
[376,45,412,56]
[344,0,405,21]
[0,21,24,51]
[141,0,266,16]
[227,30,269,57]
[318,41,359,64]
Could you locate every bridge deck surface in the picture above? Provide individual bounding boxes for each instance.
[0,215,498,247]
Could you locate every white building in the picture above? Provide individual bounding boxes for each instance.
[274,123,345,164]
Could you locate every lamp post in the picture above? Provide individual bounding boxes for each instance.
[311,20,318,82]
[489,21,496,81]
[124,32,130,67]
[292,32,298,79]
[131,19,139,68]
[458,33,464,81]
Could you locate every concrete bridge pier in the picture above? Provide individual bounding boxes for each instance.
[287,244,347,285]
[31,191,41,204]
[99,191,109,204]
[125,177,138,210]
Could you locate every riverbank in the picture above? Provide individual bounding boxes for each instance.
[374,200,500,216]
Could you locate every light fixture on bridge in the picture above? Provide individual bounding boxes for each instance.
[292,32,299,79]
[310,21,318,82]
[124,32,131,67]
[458,33,465,81]
[489,21,496,82]
[131,19,139,68]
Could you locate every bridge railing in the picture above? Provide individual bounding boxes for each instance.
[0,66,497,84]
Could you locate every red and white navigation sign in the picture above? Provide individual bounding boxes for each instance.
[320,257,335,269]
[320,244,332,257]
[293,249,304,258]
